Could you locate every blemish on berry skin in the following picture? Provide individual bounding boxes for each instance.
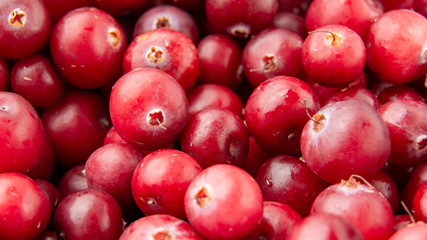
[312,114,326,132]
[0,105,8,111]
[416,135,427,151]
[153,230,172,240]
[8,8,26,27]
[147,46,164,64]
[262,55,278,73]
[156,16,172,29]
[108,29,122,48]
[195,186,211,208]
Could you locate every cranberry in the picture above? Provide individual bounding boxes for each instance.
[197,33,243,89]
[0,172,51,240]
[300,99,391,183]
[242,27,304,87]
[241,136,274,178]
[56,164,88,198]
[205,0,279,38]
[181,108,249,168]
[42,0,91,23]
[0,58,9,91]
[110,68,189,151]
[412,181,427,222]
[278,0,312,16]
[123,28,199,92]
[256,155,329,217]
[132,149,202,219]
[365,171,400,214]
[36,230,58,240]
[378,99,427,168]
[119,214,204,240]
[401,162,427,210]
[0,91,46,173]
[163,0,205,12]
[0,0,50,59]
[50,7,127,89]
[287,213,364,240]
[376,0,414,11]
[273,12,307,39]
[104,126,126,145]
[365,9,427,85]
[389,223,427,240]
[311,176,394,240]
[184,164,263,239]
[244,75,320,156]
[54,189,124,240]
[392,215,412,234]
[26,136,55,180]
[324,86,381,109]
[305,0,383,39]
[133,4,199,43]
[42,90,111,168]
[10,54,65,107]
[414,0,427,17]
[377,85,423,104]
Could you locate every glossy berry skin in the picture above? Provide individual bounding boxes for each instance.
[0,91,46,173]
[311,178,394,240]
[389,222,427,240]
[54,189,124,240]
[132,149,202,219]
[119,214,204,240]
[26,136,55,180]
[123,28,199,92]
[301,25,366,87]
[205,0,279,38]
[378,99,427,168]
[0,172,52,240]
[42,90,111,168]
[256,155,329,217]
[365,171,400,214]
[324,86,380,109]
[10,54,65,107]
[300,99,391,183]
[241,136,274,177]
[57,164,88,199]
[242,27,304,87]
[413,181,427,222]
[401,162,427,210]
[273,12,307,39]
[181,108,249,169]
[366,9,427,85]
[287,213,364,240]
[244,76,320,156]
[184,164,263,240]
[50,7,127,89]
[35,179,61,216]
[42,0,91,23]
[0,58,9,91]
[110,68,189,151]
[0,0,50,59]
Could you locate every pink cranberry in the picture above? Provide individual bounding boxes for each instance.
[389,223,427,240]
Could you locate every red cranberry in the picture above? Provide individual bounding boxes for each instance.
[42,90,111,168]
[54,189,124,240]
[104,126,126,145]
[119,214,204,240]
[133,4,199,43]
[241,136,274,178]
[181,108,249,168]
[197,33,243,89]
[0,91,46,173]
[365,9,427,85]
[50,7,127,89]
[377,85,423,104]
[123,28,199,92]
[287,213,364,240]
[35,179,61,214]
[109,68,189,151]
[242,27,304,87]
[184,164,263,239]
[273,11,307,39]
[412,181,427,222]
[56,164,88,198]
[324,86,381,109]
[376,0,414,11]
[0,58,9,91]
[392,215,412,234]
[10,54,65,107]
[278,0,312,16]
[365,171,400,214]
[42,0,91,23]
[300,99,391,183]
[378,99,427,168]
[132,149,202,219]
[0,172,51,240]
[244,75,320,156]
[401,162,427,210]
[414,0,427,17]
[256,155,329,217]
[205,0,279,38]
[0,0,50,59]
[311,176,394,240]
[92,0,151,17]
[389,223,427,240]
[26,136,55,180]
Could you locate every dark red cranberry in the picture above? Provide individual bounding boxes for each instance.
[241,136,274,177]
[256,155,329,217]
[245,201,302,239]
[242,27,304,87]
[311,176,394,240]
[413,181,427,222]
[376,0,413,11]
[278,0,312,16]
[401,162,427,210]
[196,33,243,89]
[273,11,307,39]
[0,91,46,173]
[184,164,263,239]
[54,189,124,240]
[133,4,199,43]
[0,172,51,240]
[389,222,427,240]
[205,0,279,38]
[35,179,61,214]
[288,213,364,240]
[26,136,55,180]
[92,0,151,17]
[187,83,244,118]
[244,75,320,156]
[181,108,249,168]
[123,28,199,92]
[119,214,204,240]
[42,0,91,23]
[366,9,427,85]
[305,0,383,39]
[50,7,127,89]
[0,0,50,59]
[381,163,413,192]
[42,90,111,168]
[414,0,427,17]
[0,58,9,91]
[365,171,400,214]
[324,86,381,109]
[104,126,126,145]
[377,85,423,104]
[378,99,427,168]
[132,149,202,219]
[10,54,65,107]
[56,164,88,198]
[300,99,391,183]
[392,215,412,234]
[110,68,189,151]
[36,230,58,240]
